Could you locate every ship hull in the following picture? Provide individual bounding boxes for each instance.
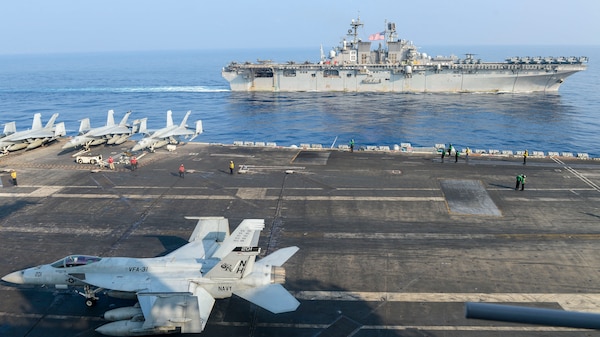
[223,65,584,93]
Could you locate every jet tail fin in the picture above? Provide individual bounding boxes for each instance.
[166,110,174,127]
[118,111,131,126]
[204,219,264,279]
[211,219,264,259]
[106,110,115,126]
[205,246,260,279]
[195,120,203,135]
[78,118,91,133]
[44,113,59,129]
[31,113,42,130]
[178,110,191,128]
[188,120,203,141]
[137,118,148,134]
[3,121,16,136]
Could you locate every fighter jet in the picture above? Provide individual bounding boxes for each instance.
[62,110,137,150]
[2,217,300,336]
[131,110,202,152]
[0,113,66,152]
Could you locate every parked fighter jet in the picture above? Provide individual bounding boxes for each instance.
[62,110,137,150]
[0,113,65,152]
[131,110,202,152]
[2,217,299,336]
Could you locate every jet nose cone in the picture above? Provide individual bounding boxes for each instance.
[2,270,25,284]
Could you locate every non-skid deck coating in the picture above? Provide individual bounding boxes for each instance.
[1,141,600,337]
[441,179,502,216]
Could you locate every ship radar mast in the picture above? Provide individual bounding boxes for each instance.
[348,17,364,45]
[386,21,397,42]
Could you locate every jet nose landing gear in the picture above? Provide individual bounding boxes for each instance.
[78,285,102,307]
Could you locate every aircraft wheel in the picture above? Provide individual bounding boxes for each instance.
[85,298,97,307]
[90,159,97,165]
[77,158,83,164]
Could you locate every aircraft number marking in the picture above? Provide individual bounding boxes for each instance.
[128,266,148,272]
[218,286,232,292]
[35,272,42,277]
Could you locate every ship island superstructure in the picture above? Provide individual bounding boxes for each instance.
[222,18,587,93]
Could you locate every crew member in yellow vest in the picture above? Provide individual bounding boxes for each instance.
[10,170,17,186]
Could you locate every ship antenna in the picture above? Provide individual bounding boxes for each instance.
[348,17,363,45]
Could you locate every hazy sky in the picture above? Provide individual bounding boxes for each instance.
[1,0,598,54]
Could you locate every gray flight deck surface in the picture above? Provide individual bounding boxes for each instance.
[1,141,600,337]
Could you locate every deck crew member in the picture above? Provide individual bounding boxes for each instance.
[10,170,17,186]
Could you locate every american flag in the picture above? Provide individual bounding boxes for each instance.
[369,31,385,41]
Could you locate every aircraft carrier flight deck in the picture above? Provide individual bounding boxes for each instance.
[1,141,600,337]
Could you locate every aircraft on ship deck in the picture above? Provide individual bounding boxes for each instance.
[2,217,299,336]
[62,110,140,150]
[131,110,202,152]
[0,113,65,152]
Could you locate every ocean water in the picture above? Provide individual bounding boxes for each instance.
[0,45,598,156]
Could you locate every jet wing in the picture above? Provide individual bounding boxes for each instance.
[234,283,300,314]
[162,217,230,261]
[136,286,214,334]
[185,216,230,242]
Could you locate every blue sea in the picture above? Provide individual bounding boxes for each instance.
[0,45,598,156]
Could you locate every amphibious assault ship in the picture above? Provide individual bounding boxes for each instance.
[222,18,587,93]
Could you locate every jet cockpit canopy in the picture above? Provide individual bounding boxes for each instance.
[51,255,102,268]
